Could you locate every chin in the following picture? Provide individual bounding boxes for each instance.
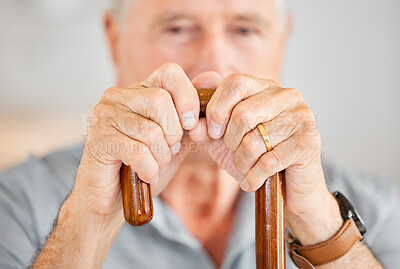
[181,142,216,165]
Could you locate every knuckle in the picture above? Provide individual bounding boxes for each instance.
[248,180,263,191]
[241,132,261,155]
[308,130,321,149]
[283,87,299,96]
[129,146,157,180]
[150,88,173,108]
[226,73,247,85]
[88,110,99,128]
[283,88,304,102]
[85,131,102,148]
[90,103,103,117]
[208,105,225,123]
[122,115,140,136]
[159,62,183,74]
[146,123,164,143]
[139,167,158,182]
[301,119,318,136]
[101,87,121,101]
[259,155,276,174]
[86,132,115,157]
[300,107,315,121]
[266,79,278,86]
[91,103,115,119]
[231,105,253,127]
[224,73,249,93]
[233,151,249,175]
[299,130,321,152]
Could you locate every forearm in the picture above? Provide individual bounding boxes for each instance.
[318,241,382,269]
[30,188,124,269]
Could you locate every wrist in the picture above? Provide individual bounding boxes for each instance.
[57,189,124,267]
[71,180,124,223]
[286,187,343,246]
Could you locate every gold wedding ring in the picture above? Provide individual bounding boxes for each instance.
[256,123,273,152]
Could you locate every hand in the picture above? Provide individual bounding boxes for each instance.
[75,63,199,220]
[31,63,201,268]
[190,73,343,245]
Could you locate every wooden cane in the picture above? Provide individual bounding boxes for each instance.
[120,88,286,268]
[256,172,286,268]
[256,122,286,268]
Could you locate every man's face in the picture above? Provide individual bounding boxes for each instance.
[109,0,289,86]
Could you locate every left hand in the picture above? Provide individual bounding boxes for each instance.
[189,72,343,246]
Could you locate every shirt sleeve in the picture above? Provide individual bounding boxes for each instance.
[323,159,400,268]
[367,183,400,268]
[0,166,40,269]
[0,147,80,269]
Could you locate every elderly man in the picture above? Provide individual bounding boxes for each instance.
[0,0,399,268]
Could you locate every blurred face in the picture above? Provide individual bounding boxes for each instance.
[107,0,289,86]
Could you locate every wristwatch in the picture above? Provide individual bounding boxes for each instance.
[287,191,366,269]
[333,191,366,237]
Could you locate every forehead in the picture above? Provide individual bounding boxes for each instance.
[130,0,280,21]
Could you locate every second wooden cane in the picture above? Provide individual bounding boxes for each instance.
[256,123,286,269]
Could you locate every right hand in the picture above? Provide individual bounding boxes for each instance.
[74,63,199,219]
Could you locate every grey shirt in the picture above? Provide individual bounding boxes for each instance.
[0,144,399,268]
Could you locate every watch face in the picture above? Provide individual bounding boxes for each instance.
[334,191,367,237]
[352,208,367,236]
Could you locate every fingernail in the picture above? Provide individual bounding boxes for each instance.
[208,120,222,139]
[171,141,181,155]
[182,111,197,129]
[240,180,250,192]
[150,175,159,184]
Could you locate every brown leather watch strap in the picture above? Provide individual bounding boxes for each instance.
[287,218,363,268]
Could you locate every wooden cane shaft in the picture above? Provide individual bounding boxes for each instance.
[256,171,286,269]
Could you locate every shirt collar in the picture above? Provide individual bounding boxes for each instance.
[149,191,256,257]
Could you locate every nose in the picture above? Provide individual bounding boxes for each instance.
[194,31,232,78]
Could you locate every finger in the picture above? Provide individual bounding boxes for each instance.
[101,87,183,148]
[188,118,245,181]
[94,103,175,170]
[240,127,320,192]
[232,105,314,175]
[206,74,277,139]
[189,71,222,142]
[189,117,211,144]
[233,114,299,176]
[240,141,293,192]
[225,88,305,151]
[141,63,200,130]
[88,130,160,184]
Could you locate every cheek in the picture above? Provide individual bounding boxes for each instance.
[120,38,198,84]
[116,38,154,85]
[116,33,285,85]
[233,38,282,80]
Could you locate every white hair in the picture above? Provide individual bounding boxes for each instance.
[109,0,133,20]
[110,0,286,22]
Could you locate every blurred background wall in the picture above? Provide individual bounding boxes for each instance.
[0,0,399,180]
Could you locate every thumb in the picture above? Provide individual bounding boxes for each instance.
[191,71,222,90]
[190,71,222,141]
